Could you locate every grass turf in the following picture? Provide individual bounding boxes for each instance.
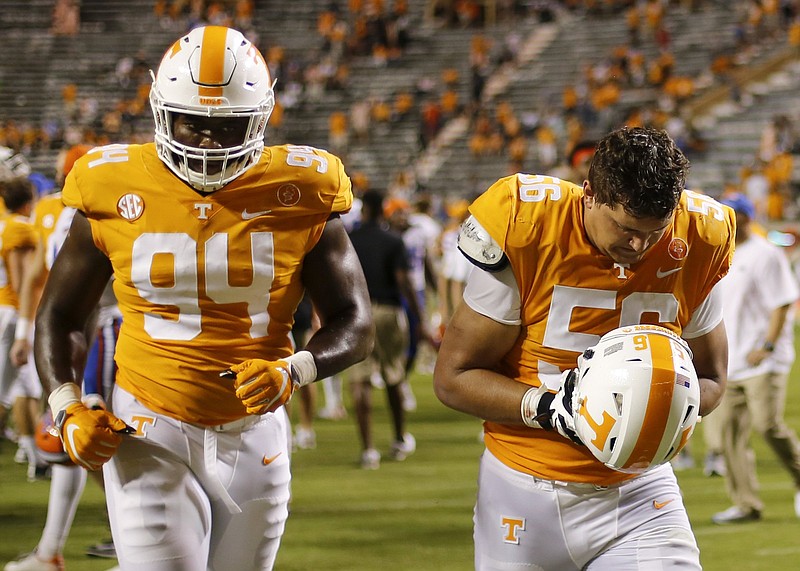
[2,348,799,570]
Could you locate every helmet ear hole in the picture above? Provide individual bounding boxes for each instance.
[612,393,623,415]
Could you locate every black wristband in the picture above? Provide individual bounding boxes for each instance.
[763,341,775,352]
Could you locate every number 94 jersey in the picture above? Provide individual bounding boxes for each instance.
[470,173,735,485]
[62,143,352,425]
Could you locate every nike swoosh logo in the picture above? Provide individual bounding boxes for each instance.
[653,499,675,510]
[242,209,272,220]
[65,424,90,468]
[262,452,282,465]
[656,267,683,279]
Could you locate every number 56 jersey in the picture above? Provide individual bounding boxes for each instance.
[62,143,352,425]
[469,174,735,485]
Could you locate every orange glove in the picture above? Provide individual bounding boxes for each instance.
[56,402,131,470]
[228,359,296,415]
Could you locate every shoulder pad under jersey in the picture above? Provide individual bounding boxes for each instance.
[457,215,508,272]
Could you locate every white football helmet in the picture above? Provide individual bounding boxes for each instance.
[572,325,700,474]
[0,145,31,181]
[149,26,275,192]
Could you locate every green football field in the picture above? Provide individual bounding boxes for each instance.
[2,345,799,570]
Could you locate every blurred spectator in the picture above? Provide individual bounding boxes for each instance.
[759,114,796,162]
[469,112,502,157]
[388,169,417,197]
[234,0,254,29]
[51,0,80,36]
[385,197,436,409]
[440,88,461,119]
[291,295,318,451]
[626,4,642,45]
[711,193,800,525]
[328,110,350,155]
[350,99,372,142]
[420,100,443,147]
[533,122,558,169]
[393,91,415,121]
[436,197,471,338]
[347,190,421,470]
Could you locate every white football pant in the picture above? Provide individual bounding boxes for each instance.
[474,450,700,570]
[106,385,291,570]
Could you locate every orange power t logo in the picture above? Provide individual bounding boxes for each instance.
[501,517,525,544]
[129,415,156,437]
[579,396,617,450]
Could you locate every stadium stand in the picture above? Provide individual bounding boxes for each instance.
[0,1,799,211]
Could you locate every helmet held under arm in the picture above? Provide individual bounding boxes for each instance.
[572,325,700,474]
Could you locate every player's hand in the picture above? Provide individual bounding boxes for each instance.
[227,359,296,415]
[549,370,582,444]
[58,402,131,470]
[521,370,583,445]
[9,338,30,367]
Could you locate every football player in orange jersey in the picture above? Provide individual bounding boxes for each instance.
[0,147,31,448]
[33,26,372,571]
[10,144,92,370]
[434,126,734,570]
[0,176,40,483]
[5,145,123,571]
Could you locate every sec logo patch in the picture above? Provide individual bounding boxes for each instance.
[667,237,688,261]
[117,193,144,221]
[277,184,301,207]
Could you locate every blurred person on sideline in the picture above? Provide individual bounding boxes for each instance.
[290,294,317,450]
[434,126,735,569]
[710,193,800,524]
[0,147,32,442]
[436,198,472,339]
[347,190,424,470]
[385,196,437,408]
[5,144,123,571]
[32,26,372,571]
[0,176,40,483]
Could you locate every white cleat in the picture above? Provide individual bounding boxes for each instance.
[4,552,64,571]
[360,448,381,470]
[389,433,416,461]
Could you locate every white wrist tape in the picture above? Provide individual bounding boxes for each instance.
[48,382,82,417]
[520,384,553,429]
[14,317,32,341]
[284,350,317,388]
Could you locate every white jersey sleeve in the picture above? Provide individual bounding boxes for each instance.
[463,264,521,325]
[681,284,723,339]
[46,207,77,271]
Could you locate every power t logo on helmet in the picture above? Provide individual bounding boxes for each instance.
[149,26,275,192]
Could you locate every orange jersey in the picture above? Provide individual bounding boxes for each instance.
[470,174,735,485]
[63,143,352,425]
[0,214,37,308]
[31,192,66,271]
